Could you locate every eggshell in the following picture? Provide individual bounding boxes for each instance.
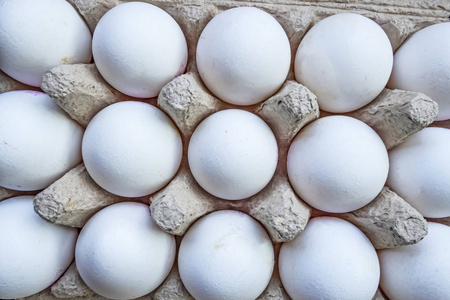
[0,90,84,191]
[388,22,450,121]
[287,116,388,213]
[92,2,187,98]
[0,196,78,299]
[188,109,278,200]
[387,127,450,218]
[178,210,274,300]
[0,0,92,87]
[82,101,182,197]
[76,202,176,299]
[196,7,291,106]
[378,222,450,300]
[279,217,380,300]
[295,13,393,113]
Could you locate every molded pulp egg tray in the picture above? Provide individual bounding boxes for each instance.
[1,0,450,299]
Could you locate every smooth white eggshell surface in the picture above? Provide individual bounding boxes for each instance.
[82,101,182,197]
[93,2,187,98]
[0,196,78,299]
[388,22,450,121]
[188,109,278,200]
[378,222,450,300]
[75,202,176,300]
[178,210,274,300]
[387,127,450,218]
[295,13,393,113]
[287,116,389,213]
[0,0,92,87]
[279,217,380,300]
[0,90,84,191]
[196,7,291,105]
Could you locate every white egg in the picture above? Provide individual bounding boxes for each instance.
[388,22,450,121]
[196,7,291,106]
[279,217,380,300]
[0,0,92,87]
[0,91,84,191]
[387,127,450,218]
[82,101,182,197]
[76,202,176,299]
[295,13,393,113]
[378,222,450,300]
[188,109,278,200]
[287,116,388,213]
[93,2,187,98]
[0,196,78,299]
[178,210,274,300]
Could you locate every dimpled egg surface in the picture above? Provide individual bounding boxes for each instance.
[75,202,176,299]
[0,196,78,299]
[188,109,278,200]
[0,90,84,191]
[388,22,450,121]
[378,222,450,300]
[387,127,450,218]
[82,101,182,197]
[0,0,92,87]
[279,217,380,300]
[196,7,291,105]
[178,210,274,300]
[295,13,393,113]
[287,116,389,213]
[93,2,188,98]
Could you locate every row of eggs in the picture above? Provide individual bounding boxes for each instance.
[1,90,450,218]
[1,196,449,300]
[1,1,450,118]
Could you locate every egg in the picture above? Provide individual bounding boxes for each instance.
[196,7,291,106]
[287,116,388,213]
[0,90,84,191]
[295,13,393,113]
[388,22,450,121]
[82,101,182,197]
[75,202,176,299]
[387,127,450,218]
[279,217,380,300]
[0,196,78,299]
[188,109,278,200]
[378,222,450,300]
[92,2,187,98]
[178,210,274,300]
[0,0,92,87]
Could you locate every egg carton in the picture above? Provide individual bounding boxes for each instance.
[0,0,449,299]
